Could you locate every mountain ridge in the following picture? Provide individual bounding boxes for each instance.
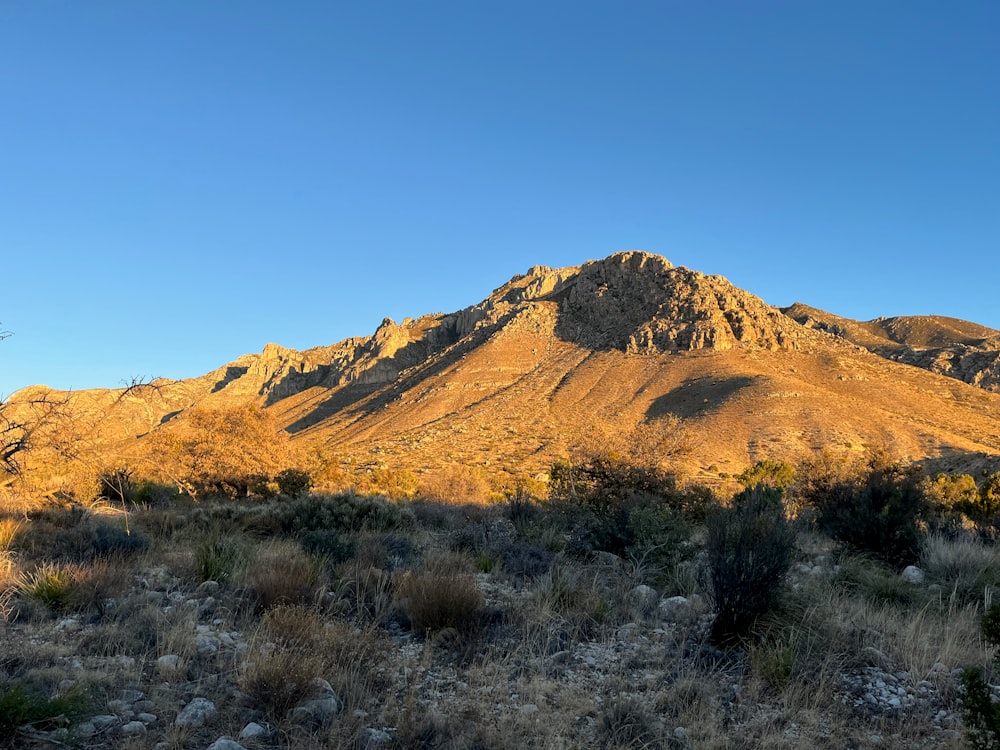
[10,251,1000,490]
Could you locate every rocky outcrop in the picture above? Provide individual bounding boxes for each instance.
[784,303,1000,392]
[542,252,805,352]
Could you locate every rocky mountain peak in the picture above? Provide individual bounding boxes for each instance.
[541,251,803,352]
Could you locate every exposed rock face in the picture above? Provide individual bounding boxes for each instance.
[783,303,1000,392]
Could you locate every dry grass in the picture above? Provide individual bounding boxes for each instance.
[242,538,324,610]
[393,551,485,634]
[238,604,385,721]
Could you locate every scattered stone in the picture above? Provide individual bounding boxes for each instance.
[520,703,539,715]
[138,712,157,724]
[287,679,341,728]
[157,654,184,679]
[628,585,659,615]
[659,595,694,623]
[364,727,394,745]
[197,580,222,596]
[207,739,247,750]
[196,633,222,656]
[92,715,119,730]
[175,697,218,729]
[239,722,268,740]
[121,720,147,737]
[901,565,925,585]
[120,689,145,703]
[56,618,81,633]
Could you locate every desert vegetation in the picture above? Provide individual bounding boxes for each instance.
[0,410,999,749]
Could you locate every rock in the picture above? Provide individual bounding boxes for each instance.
[56,618,81,633]
[196,633,222,656]
[175,697,218,729]
[628,585,659,615]
[520,703,539,715]
[659,595,694,623]
[901,565,926,584]
[157,654,184,679]
[138,712,157,724]
[364,727,394,745]
[197,580,222,596]
[74,721,96,737]
[239,722,268,740]
[287,679,341,728]
[207,739,247,750]
[121,721,147,737]
[120,689,145,703]
[92,714,119,730]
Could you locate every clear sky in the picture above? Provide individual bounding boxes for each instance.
[1,1,998,397]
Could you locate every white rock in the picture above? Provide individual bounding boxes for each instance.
[175,697,218,729]
[239,722,268,740]
[157,654,184,679]
[121,721,147,737]
[901,565,925,584]
[206,739,247,750]
[659,596,694,623]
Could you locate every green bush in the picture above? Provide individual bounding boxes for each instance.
[0,682,93,739]
[737,460,796,490]
[276,468,313,499]
[258,492,414,536]
[962,603,1000,748]
[707,486,795,646]
[195,535,245,583]
[808,461,926,569]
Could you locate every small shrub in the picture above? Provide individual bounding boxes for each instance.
[834,555,916,607]
[21,563,75,610]
[750,632,796,691]
[300,529,356,566]
[0,519,22,550]
[962,602,1000,748]
[0,681,93,739]
[808,461,926,569]
[920,533,1000,603]
[239,605,385,719]
[195,535,245,584]
[276,468,313,498]
[707,486,795,646]
[244,540,323,610]
[394,553,485,634]
[737,460,796,490]
[596,697,661,749]
[497,542,554,579]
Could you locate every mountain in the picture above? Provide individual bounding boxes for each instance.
[782,303,1000,392]
[12,252,1000,490]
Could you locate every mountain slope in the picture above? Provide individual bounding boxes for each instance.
[782,303,1000,392]
[12,252,1000,491]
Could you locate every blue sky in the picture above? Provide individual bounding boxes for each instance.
[1,1,997,396]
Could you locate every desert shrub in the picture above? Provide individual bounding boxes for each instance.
[65,558,130,616]
[20,563,75,610]
[417,464,491,504]
[807,460,927,569]
[300,529,356,566]
[737,459,796,490]
[962,602,1000,748]
[260,492,414,536]
[532,559,610,637]
[707,486,795,645]
[834,554,916,607]
[96,466,136,504]
[194,534,247,584]
[394,553,485,634]
[14,512,147,563]
[244,540,323,610]
[627,503,694,585]
[496,541,555,579]
[0,681,93,739]
[239,604,385,719]
[920,533,1000,603]
[336,560,394,622]
[145,404,300,499]
[595,697,662,749]
[246,473,278,498]
[276,468,313,498]
[503,484,543,529]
